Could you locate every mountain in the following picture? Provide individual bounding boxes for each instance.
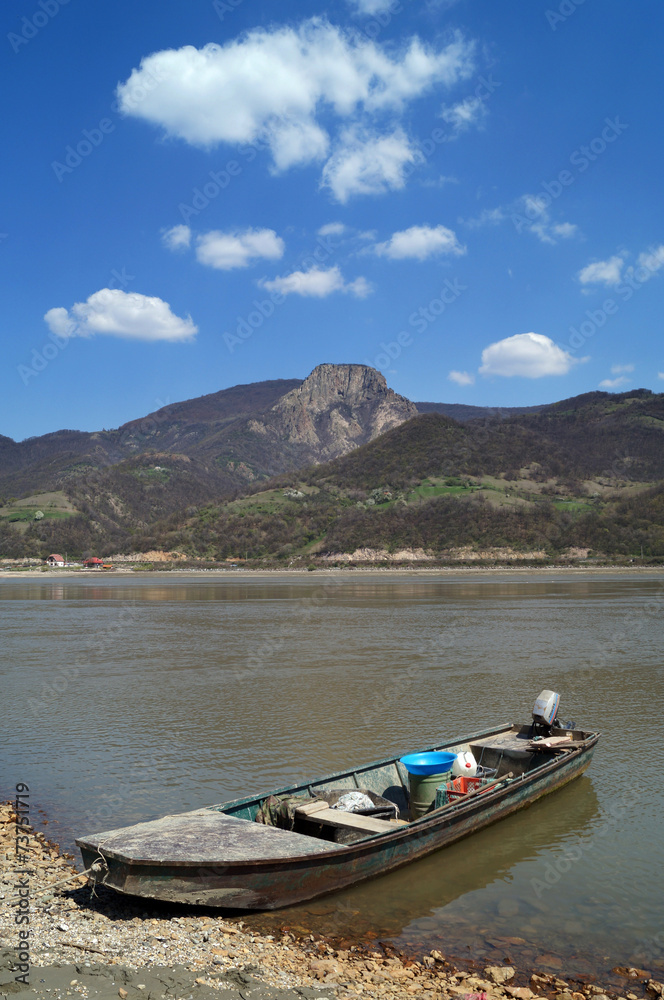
[0,364,416,535]
[415,401,543,421]
[250,363,418,461]
[161,387,664,565]
[303,388,664,491]
[3,377,663,564]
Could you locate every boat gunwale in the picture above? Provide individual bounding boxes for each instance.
[76,725,599,869]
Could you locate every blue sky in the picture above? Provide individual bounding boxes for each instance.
[2,0,663,441]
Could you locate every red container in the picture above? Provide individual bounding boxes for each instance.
[446,775,483,799]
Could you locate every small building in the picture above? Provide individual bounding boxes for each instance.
[46,554,65,567]
[83,557,104,569]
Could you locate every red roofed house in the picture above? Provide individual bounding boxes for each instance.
[46,554,65,567]
[83,557,104,569]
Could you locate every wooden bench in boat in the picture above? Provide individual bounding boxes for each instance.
[295,799,407,835]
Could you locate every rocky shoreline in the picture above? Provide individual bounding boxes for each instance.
[1,803,662,1000]
[1,566,663,579]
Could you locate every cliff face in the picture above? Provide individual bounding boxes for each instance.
[261,363,418,461]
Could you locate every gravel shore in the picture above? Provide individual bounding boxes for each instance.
[1,803,662,1000]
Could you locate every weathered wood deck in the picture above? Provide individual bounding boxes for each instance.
[84,809,342,864]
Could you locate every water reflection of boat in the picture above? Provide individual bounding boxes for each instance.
[77,706,599,911]
[252,775,601,941]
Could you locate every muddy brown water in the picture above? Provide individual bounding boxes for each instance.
[1,572,663,979]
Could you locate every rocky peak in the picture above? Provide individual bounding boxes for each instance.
[266,363,417,461]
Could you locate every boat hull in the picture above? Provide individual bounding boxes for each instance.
[78,729,598,910]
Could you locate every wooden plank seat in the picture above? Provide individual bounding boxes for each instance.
[295,800,407,835]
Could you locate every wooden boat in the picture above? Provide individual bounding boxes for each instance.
[77,718,599,910]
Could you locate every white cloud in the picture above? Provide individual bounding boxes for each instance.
[658,372,664,381]
[321,127,420,202]
[161,224,191,251]
[116,20,474,195]
[448,370,475,386]
[611,363,634,374]
[373,224,465,260]
[637,244,664,275]
[517,195,578,245]
[259,266,372,298]
[599,376,631,389]
[347,0,394,13]
[464,195,577,244]
[552,222,578,239]
[464,207,505,229]
[195,228,284,270]
[420,174,459,189]
[44,289,197,342]
[440,96,486,135]
[479,332,578,378]
[317,222,346,237]
[577,255,624,288]
[600,364,635,389]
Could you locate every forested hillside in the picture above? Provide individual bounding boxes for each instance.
[2,388,662,565]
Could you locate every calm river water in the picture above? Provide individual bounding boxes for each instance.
[1,571,663,978]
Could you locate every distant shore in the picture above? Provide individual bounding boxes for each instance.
[1,564,663,579]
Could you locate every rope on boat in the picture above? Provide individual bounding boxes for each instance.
[8,861,105,904]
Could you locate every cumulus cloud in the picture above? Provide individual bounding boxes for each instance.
[259,266,372,298]
[44,289,197,342]
[373,223,465,260]
[578,245,664,293]
[552,222,577,239]
[599,376,631,389]
[318,222,346,237]
[347,0,395,13]
[464,195,577,244]
[599,364,635,389]
[440,96,486,135]
[463,207,505,229]
[116,20,474,197]
[577,255,624,288]
[161,224,191,251]
[195,228,284,270]
[637,244,664,274]
[659,372,664,381]
[321,127,420,202]
[448,370,475,386]
[516,195,578,245]
[479,332,578,378]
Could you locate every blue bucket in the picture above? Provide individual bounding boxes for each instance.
[400,751,457,776]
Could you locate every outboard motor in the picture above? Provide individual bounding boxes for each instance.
[532,689,560,735]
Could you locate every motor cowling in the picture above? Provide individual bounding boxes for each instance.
[533,690,560,728]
